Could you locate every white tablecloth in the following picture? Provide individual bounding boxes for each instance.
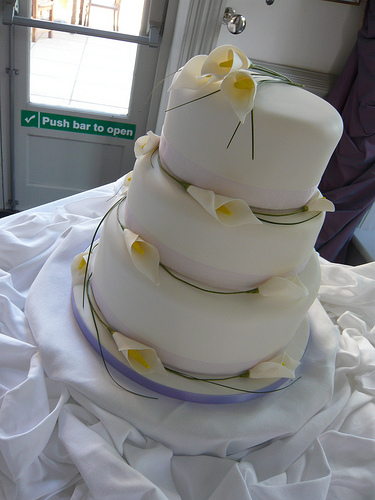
[0,178,374,500]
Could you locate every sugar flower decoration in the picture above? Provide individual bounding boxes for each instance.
[200,45,250,83]
[169,55,210,91]
[122,170,133,195]
[186,185,261,226]
[170,46,250,92]
[123,229,160,285]
[306,192,335,213]
[134,131,160,159]
[249,352,300,379]
[258,275,308,298]
[221,70,257,124]
[71,251,89,285]
[112,332,166,375]
[166,45,300,153]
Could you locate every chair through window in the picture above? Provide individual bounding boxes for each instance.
[84,0,122,31]
[31,0,55,42]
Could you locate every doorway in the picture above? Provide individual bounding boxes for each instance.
[5,0,175,210]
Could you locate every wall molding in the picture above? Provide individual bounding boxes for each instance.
[252,59,338,98]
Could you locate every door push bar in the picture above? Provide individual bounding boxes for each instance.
[2,0,160,47]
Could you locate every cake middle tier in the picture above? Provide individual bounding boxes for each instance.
[90,207,321,376]
[124,151,325,291]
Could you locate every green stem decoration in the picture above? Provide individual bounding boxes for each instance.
[85,274,158,400]
[251,64,303,88]
[226,121,241,150]
[251,109,255,160]
[253,206,309,217]
[166,89,221,112]
[256,212,321,226]
[155,153,191,190]
[160,263,259,295]
[145,71,178,105]
[165,366,302,394]
[83,196,126,307]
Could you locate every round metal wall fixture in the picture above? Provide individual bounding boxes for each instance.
[222,8,246,35]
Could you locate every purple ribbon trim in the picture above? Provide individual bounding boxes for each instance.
[71,289,298,404]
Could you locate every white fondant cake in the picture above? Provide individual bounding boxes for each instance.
[72,45,343,381]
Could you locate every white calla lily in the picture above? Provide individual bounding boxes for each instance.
[258,275,308,298]
[134,131,160,159]
[122,171,133,195]
[186,185,261,226]
[169,55,211,91]
[306,192,335,213]
[123,229,160,285]
[112,332,166,375]
[71,251,89,285]
[200,45,250,82]
[221,70,257,124]
[249,352,300,379]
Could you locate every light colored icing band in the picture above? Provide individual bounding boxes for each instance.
[91,271,281,376]
[159,133,318,211]
[124,202,307,291]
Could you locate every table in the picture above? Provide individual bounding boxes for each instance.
[0,178,374,499]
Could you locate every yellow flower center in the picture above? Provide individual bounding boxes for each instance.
[132,241,144,254]
[216,205,232,216]
[234,78,254,90]
[219,58,233,68]
[128,350,150,369]
[78,257,86,270]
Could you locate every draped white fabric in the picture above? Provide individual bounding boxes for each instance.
[0,178,374,500]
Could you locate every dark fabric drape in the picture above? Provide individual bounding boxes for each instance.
[316,0,375,263]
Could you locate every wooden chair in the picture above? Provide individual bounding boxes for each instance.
[32,0,55,42]
[84,0,122,31]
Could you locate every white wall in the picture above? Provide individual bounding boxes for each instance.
[217,0,366,75]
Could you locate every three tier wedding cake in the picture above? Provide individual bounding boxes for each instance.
[72,46,343,394]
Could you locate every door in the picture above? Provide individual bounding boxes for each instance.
[6,0,175,210]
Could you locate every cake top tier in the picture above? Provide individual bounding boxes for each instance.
[159,45,343,211]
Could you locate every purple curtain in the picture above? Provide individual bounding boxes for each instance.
[316,0,375,263]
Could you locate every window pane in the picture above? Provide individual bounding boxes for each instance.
[30,0,144,115]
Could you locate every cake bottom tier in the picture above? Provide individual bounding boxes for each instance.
[89,213,321,376]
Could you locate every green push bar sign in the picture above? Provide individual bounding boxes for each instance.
[21,110,136,139]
